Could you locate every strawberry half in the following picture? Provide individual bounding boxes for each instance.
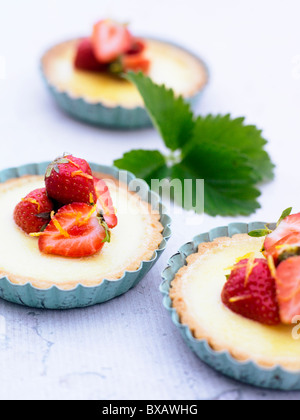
[45,155,97,205]
[222,258,280,326]
[14,188,54,234]
[38,203,108,258]
[264,213,300,251]
[74,38,106,72]
[276,256,300,324]
[92,20,132,63]
[264,231,300,265]
[94,178,118,229]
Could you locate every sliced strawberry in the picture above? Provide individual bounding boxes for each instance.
[122,53,150,74]
[38,203,108,258]
[14,188,54,235]
[222,258,280,326]
[264,213,300,251]
[264,231,300,264]
[94,179,118,229]
[276,256,300,324]
[92,20,132,63]
[74,38,106,72]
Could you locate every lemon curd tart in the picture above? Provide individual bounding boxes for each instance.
[41,38,208,128]
[170,233,300,373]
[0,173,163,291]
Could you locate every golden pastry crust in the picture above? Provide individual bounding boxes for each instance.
[0,174,164,290]
[170,234,300,372]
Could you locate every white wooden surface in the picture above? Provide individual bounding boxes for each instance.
[0,0,300,400]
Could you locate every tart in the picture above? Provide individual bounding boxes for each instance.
[161,222,300,390]
[0,162,171,309]
[41,21,208,128]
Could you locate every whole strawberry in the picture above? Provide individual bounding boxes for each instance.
[14,188,54,234]
[221,258,280,326]
[74,38,106,72]
[45,155,97,205]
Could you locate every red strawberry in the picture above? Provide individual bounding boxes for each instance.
[276,256,300,324]
[45,155,97,205]
[264,213,300,251]
[126,38,146,55]
[94,178,118,229]
[92,20,133,63]
[264,231,300,265]
[122,53,150,74]
[74,38,106,72]
[221,258,280,326]
[38,203,109,258]
[14,188,54,234]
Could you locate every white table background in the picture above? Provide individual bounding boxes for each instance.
[0,0,300,400]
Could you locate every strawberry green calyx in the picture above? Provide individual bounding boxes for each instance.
[248,207,293,238]
[277,245,300,264]
[276,207,293,227]
[97,212,111,244]
[45,157,69,178]
[248,228,273,238]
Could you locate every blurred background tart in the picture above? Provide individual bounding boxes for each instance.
[41,19,208,129]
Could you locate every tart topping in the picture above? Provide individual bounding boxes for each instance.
[121,52,150,75]
[222,258,280,326]
[45,155,97,205]
[224,208,300,325]
[92,19,132,64]
[14,155,118,258]
[74,20,150,75]
[264,211,300,251]
[94,178,118,229]
[14,188,54,235]
[38,203,108,258]
[74,38,106,72]
[276,256,300,324]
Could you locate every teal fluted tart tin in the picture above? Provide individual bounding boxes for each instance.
[160,223,300,391]
[40,37,209,129]
[0,162,171,309]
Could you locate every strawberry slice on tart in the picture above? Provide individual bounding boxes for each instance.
[92,20,132,64]
[276,256,300,324]
[37,203,109,258]
[121,53,150,74]
[264,212,300,251]
[94,178,118,229]
[264,231,300,265]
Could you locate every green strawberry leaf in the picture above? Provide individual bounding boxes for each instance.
[126,72,195,151]
[277,207,293,227]
[171,142,261,216]
[188,114,274,182]
[115,73,275,217]
[114,150,169,185]
[248,229,273,238]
